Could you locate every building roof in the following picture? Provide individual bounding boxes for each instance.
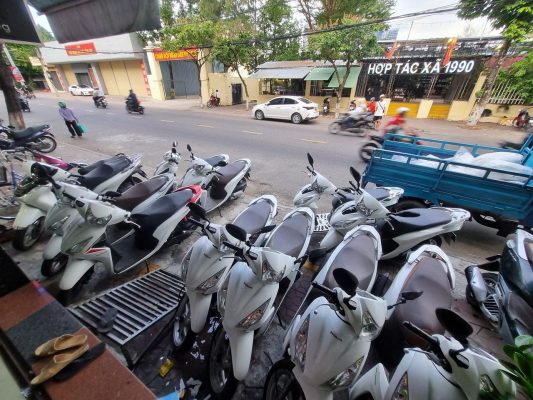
[256,60,358,69]
[251,66,315,79]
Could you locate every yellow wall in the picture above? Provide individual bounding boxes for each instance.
[98,60,147,96]
[427,103,451,119]
[447,100,471,121]
[62,64,77,87]
[479,104,526,124]
[387,102,419,118]
[207,72,260,106]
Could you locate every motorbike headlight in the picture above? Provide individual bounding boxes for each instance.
[193,164,205,172]
[197,269,225,292]
[293,316,310,371]
[360,311,380,338]
[356,202,373,217]
[66,238,92,255]
[479,374,498,396]
[327,357,364,389]
[238,300,269,330]
[391,373,409,400]
[49,215,70,232]
[86,207,112,226]
[181,249,192,279]
[218,287,228,317]
[261,260,284,283]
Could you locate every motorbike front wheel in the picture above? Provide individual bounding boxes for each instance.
[209,325,238,399]
[172,295,195,351]
[41,253,69,277]
[328,122,342,134]
[207,101,213,108]
[263,359,304,400]
[359,142,379,163]
[58,266,95,305]
[30,135,57,153]
[12,217,45,250]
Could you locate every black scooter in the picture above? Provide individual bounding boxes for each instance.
[125,100,144,115]
[329,112,374,136]
[94,96,108,109]
[19,98,31,112]
[0,120,57,153]
[465,229,533,343]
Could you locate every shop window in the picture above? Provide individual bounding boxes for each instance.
[212,59,225,73]
[260,79,272,95]
[310,80,318,96]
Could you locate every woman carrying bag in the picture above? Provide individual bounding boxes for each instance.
[58,101,83,138]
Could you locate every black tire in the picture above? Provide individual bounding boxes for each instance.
[70,91,75,96]
[255,110,265,120]
[391,198,427,212]
[207,101,213,108]
[172,295,196,351]
[30,135,57,153]
[139,108,144,115]
[291,113,303,124]
[208,325,238,399]
[12,217,44,250]
[359,142,379,163]
[117,176,142,193]
[57,266,95,305]
[41,253,68,277]
[328,122,341,134]
[350,128,366,137]
[263,358,304,400]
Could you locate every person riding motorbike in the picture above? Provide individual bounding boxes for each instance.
[126,89,139,111]
[345,103,368,127]
[383,106,410,134]
[92,88,104,106]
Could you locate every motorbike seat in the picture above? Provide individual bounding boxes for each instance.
[11,125,49,139]
[383,208,451,237]
[113,175,168,211]
[77,156,131,190]
[204,155,228,168]
[266,212,310,257]
[133,189,194,249]
[209,160,247,200]
[233,199,273,237]
[506,292,533,335]
[325,234,376,290]
[331,188,389,209]
[78,155,125,175]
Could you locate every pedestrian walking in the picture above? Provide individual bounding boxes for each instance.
[367,97,376,114]
[373,94,386,129]
[58,101,82,138]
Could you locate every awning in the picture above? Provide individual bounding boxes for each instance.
[304,67,335,81]
[250,67,314,79]
[328,67,362,89]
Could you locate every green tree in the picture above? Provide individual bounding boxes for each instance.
[212,20,258,109]
[36,25,55,41]
[458,0,533,125]
[497,51,533,104]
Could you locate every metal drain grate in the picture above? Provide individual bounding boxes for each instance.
[315,213,330,232]
[70,269,185,345]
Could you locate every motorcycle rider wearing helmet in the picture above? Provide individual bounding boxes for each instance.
[126,89,139,111]
[345,102,368,128]
[384,107,410,134]
[92,87,104,106]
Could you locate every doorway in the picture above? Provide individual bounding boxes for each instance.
[75,72,91,86]
[232,84,242,105]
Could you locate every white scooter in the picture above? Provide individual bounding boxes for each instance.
[322,167,470,258]
[293,154,403,231]
[197,158,251,212]
[58,184,202,304]
[349,309,515,400]
[180,144,229,186]
[40,172,176,277]
[172,196,278,349]
[208,208,315,398]
[11,154,145,250]
[154,141,181,176]
[263,268,422,400]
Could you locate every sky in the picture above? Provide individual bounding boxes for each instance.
[29,0,501,42]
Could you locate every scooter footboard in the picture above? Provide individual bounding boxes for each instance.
[59,259,95,290]
[189,291,213,333]
[226,328,254,381]
[348,364,388,400]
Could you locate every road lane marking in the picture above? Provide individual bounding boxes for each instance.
[132,116,143,119]
[85,109,95,112]
[241,130,264,135]
[39,103,44,106]
[196,124,214,128]
[106,112,115,115]
[299,138,327,144]
[161,119,175,123]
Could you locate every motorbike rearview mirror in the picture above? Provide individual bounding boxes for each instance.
[258,224,276,234]
[225,223,247,242]
[332,268,359,296]
[307,153,314,168]
[435,308,473,345]
[402,291,423,301]
[188,202,207,220]
[173,141,177,147]
[350,167,361,184]
[187,144,192,152]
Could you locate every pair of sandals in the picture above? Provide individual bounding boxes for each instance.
[31,334,104,385]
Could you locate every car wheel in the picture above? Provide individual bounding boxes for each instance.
[70,91,75,96]
[291,113,302,124]
[255,110,264,120]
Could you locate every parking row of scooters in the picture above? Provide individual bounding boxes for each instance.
[8,143,251,303]
[170,153,515,399]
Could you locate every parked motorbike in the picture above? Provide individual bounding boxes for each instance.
[11,154,145,250]
[19,97,31,112]
[58,185,202,303]
[180,144,229,186]
[322,97,330,115]
[196,158,251,212]
[349,308,515,400]
[172,195,278,349]
[513,108,531,129]
[125,100,144,114]
[207,95,221,108]
[208,208,315,398]
[321,167,470,257]
[154,141,181,176]
[465,229,533,343]
[94,96,108,109]
[329,112,374,136]
[0,120,57,153]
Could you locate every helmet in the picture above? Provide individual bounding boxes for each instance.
[397,107,410,115]
[58,101,66,108]
[379,94,385,98]
[370,97,375,101]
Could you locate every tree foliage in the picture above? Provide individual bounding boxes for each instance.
[37,25,55,42]
[497,51,533,104]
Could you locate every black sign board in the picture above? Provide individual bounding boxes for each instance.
[0,0,41,45]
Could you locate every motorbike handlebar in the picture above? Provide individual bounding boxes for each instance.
[402,321,439,348]
[188,218,204,228]
[222,241,242,252]
[311,281,337,299]
[62,191,76,201]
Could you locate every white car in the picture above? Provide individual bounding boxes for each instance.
[252,96,319,124]
[69,84,94,96]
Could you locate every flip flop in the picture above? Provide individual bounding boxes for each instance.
[52,343,106,381]
[31,344,89,385]
[34,334,88,357]
[97,307,118,333]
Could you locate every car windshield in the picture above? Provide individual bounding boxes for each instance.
[298,98,312,104]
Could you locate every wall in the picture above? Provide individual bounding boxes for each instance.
[61,64,77,86]
[98,60,147,96]
[207,70,259,106]
[479,104,526,124]
[448,73,486,121]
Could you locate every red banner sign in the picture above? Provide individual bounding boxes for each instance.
[65,42,96,56]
